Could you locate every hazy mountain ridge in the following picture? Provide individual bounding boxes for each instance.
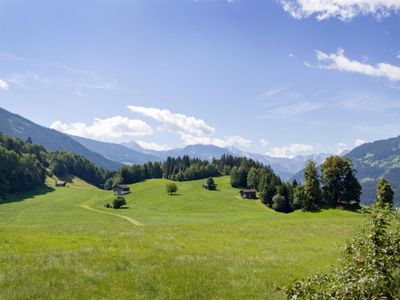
[71,135,160,165]
[0,107,121,171]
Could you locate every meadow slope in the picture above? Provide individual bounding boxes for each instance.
[0,176,363,299]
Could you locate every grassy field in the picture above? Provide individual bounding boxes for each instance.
[0,176,364,299]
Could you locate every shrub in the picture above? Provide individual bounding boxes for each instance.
[272,194,289,212]
[112,196,126,209]
[282,204,400,299]
[166,182,178,195]
[206,177,216,190]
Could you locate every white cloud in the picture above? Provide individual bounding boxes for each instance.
[136,141,172,151]
[260,138,269,146]
[354,138,366,146]
[0,52,24,61]
[257,87,323,116]
[396,51,400,59]
[181,134,252,148]
[0,79,8,90]
[316,48,400,81]
[128,105,215,137]
[51,116,154,141]
[128,105,252,149]
[335,142,348,155]
[265,143,314,158]
[280,0,400,20]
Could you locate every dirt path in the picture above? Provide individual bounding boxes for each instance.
[80,205,144,226]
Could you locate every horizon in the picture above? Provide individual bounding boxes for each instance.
[1,1,400,158]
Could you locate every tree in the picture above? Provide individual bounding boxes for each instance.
[293,185,306,210]
[166,182,178,195]
[303,160,322,210]
[247,167,259,189]
[272,194,289,212]
[104,178,113,190]
[342,169,362,208]
[283,204,400,299]
[206,177,216,189]
[258,174,276,207]
[376,178,394,207]
[230,166,247,188]
[321,156,361,208]
[112,196,126,209]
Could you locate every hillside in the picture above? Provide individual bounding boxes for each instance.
[345,136,400,205]
[71,135,160,165]
[0,107,121,171]
[291,135,400,206]
[0,176,363,299]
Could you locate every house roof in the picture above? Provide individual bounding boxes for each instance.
[240,189,257,193]
[114,184,129,189]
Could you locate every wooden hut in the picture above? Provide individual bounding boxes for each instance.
[113,184,131,195]
[240,189,257,199]
[56,180,67,187]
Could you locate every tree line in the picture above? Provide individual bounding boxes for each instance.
[108,154,278,189]
[0,132,109,198]
[229,155,363,213]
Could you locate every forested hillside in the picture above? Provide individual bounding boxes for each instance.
[0,132,109,198]
[345,136,400,205]
[0,107,121,171]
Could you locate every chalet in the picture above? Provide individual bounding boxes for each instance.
[203,183,216,190]
[56,181,67,187]
[113,184,131,195]
[240,189,257,199]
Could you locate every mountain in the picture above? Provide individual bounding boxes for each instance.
[122,142,328,180]
[229,147,329,180]
[291,136,400,206]
[0,107,121,171]
[71,135,161,164]
[162,144,232,161]
[345,136,400,205]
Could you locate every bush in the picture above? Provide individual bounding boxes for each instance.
[282,204,400,299]
[206,177,216,190]
[112,196,126,209]
[166,182,178,195]
[272,194,288,212]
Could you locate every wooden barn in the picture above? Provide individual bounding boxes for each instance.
[56,180,67,187]
[113,184,131,195]
[240,189,257,199]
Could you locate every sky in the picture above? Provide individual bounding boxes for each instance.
[0,0,400,157]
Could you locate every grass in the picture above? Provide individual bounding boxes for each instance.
[0,176,364,299]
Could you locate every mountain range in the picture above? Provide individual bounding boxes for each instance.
[0,107,340,179]
[291,137,400,205]
[1,106,399,205]
[0,107,121,171]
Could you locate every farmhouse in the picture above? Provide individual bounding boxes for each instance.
[240,189,257,199]
[203,183,216,190]
[113,184,131,195]
[56,181,67,187]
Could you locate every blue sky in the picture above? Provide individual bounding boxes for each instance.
[0,0,400,157]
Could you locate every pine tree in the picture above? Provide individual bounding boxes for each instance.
[303,160,322,210]
[376,178,394,207]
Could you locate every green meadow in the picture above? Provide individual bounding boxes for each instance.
[0,176,364,299]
